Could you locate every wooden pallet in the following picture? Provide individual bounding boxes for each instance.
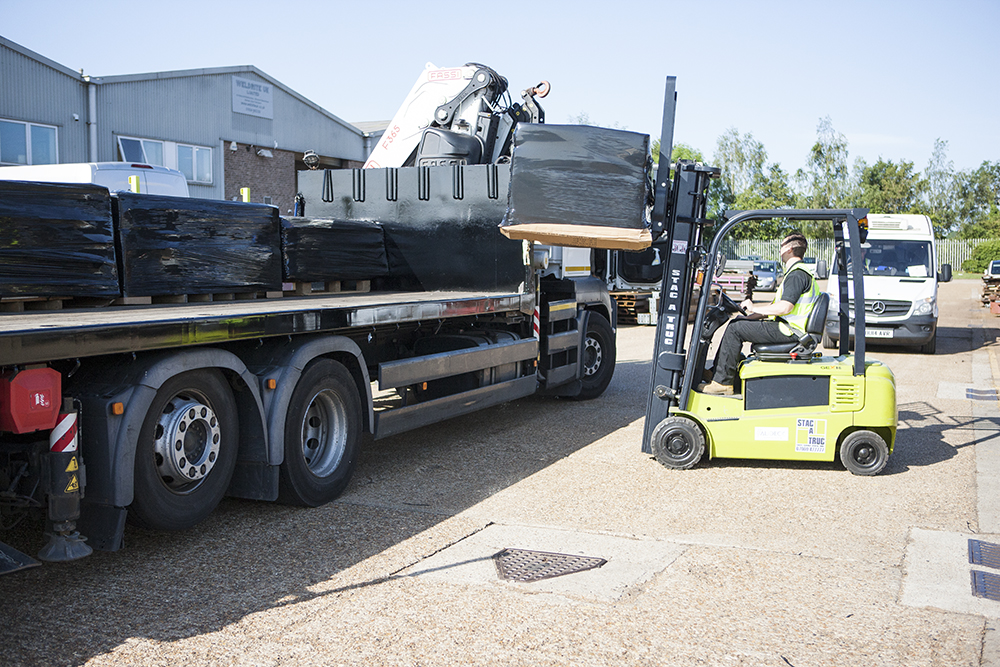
[0,297,66,313]
[283,280,371,296]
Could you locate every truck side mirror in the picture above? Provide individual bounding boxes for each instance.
[939,263,952,283]
[815,259,829,280]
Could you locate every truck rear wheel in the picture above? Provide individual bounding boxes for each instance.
[129,369,238,531]
[278,359,361,507]
[575,312,616,400]
[651,416,705,469]
[839,430,889,476]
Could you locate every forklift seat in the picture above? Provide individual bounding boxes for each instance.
[750,292,830,361]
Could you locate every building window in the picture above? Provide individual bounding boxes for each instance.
[0,119,58,165]
[177,144,212,184]
[117,135,212,184]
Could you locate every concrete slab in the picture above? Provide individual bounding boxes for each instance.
[397,523,686,602]
[938,381,995,401]
[901,527,1000,618]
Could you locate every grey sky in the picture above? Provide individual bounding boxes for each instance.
[3,0,997,174]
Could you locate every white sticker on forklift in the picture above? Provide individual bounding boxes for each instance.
[795,418,827,453]
[755,427,788,441]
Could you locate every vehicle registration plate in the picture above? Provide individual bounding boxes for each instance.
[867,328,893,338]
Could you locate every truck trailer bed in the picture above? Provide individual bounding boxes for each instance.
[0,290,531,366]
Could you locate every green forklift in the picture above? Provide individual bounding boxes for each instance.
[642,81,896,474]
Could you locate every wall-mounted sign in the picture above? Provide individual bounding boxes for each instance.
[232,76,273,119]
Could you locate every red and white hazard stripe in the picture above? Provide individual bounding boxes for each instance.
[532,306,540,338]
[49,412,78,453]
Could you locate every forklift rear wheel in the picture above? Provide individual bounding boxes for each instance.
[651,416,705,470]
[839,430,889,476]
[575,312,616,400]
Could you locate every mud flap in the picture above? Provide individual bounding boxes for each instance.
[0,540,41,575]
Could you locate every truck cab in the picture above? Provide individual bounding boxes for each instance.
[823,213,950,354]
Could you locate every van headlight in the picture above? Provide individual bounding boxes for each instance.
[914,297,935,315]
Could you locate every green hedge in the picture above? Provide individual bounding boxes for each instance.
[961,239,1000,273]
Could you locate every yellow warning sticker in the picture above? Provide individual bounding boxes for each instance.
[65,475,79,493]
[65,457,78,472]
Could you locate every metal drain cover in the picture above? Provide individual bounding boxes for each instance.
[493,548,606,583]
[967,388,999,401]
[969,539,1000,569]
[972,570,1000,601]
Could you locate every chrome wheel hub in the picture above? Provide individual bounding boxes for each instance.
[153,397,221,491]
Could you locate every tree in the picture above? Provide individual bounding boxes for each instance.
[651,139,703,165]
[924,138,957,236]
[802,116,853,209]
[710,129,794,239]
[954,161,1000,238]
[714,128,767,195]
[858,159,925,215]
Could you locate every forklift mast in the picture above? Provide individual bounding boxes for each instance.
[641,78,720,452]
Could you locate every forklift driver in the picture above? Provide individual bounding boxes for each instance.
[700,232,819,395]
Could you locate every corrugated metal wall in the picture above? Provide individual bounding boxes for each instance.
[96,68,366,199]
[0,38,89,163]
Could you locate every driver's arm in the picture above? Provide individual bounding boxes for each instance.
[743,299,794,316]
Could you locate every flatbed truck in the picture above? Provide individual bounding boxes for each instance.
[0,163,616,572]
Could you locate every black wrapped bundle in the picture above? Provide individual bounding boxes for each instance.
[116,194,282,296]
[281,217,388,281]
[0,181,119,298]
[502,124,652,250]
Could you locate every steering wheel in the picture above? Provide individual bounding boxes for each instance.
[718,290,748,316]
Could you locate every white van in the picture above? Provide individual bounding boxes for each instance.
[823,213,951,354]
[0,162,190,197]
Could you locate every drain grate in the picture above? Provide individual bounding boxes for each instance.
[972,570,1000,601]
[969,539,1000,569]
[493,548,606,583]
[967,388,999,401]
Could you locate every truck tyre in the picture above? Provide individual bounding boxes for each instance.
[575,312,616,400]
[278,359,361,507]
[651,416,705,470]
[129,369,239,531]
[919,333,936,355]
[839,430,889,476]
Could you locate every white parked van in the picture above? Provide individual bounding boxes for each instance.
[0,162,189,197]
[823,213,951,354]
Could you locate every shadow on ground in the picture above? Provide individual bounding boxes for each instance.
[0,359,650,666]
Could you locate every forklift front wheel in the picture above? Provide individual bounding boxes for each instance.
[651,416,705,470]
[839,430,889,476]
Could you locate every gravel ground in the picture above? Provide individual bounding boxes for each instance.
[1,278,996,666]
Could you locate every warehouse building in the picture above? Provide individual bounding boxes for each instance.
[0,36,373,212]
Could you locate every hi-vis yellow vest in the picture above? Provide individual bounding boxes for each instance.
[770,261,819,336]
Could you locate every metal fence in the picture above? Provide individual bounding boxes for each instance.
[720,238,991,271]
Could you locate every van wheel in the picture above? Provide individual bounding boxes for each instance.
[278,359,361,507]
[129,370,238,531]
[651,416,705,469]
[822,331,837,350]
[919,334,936,355]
